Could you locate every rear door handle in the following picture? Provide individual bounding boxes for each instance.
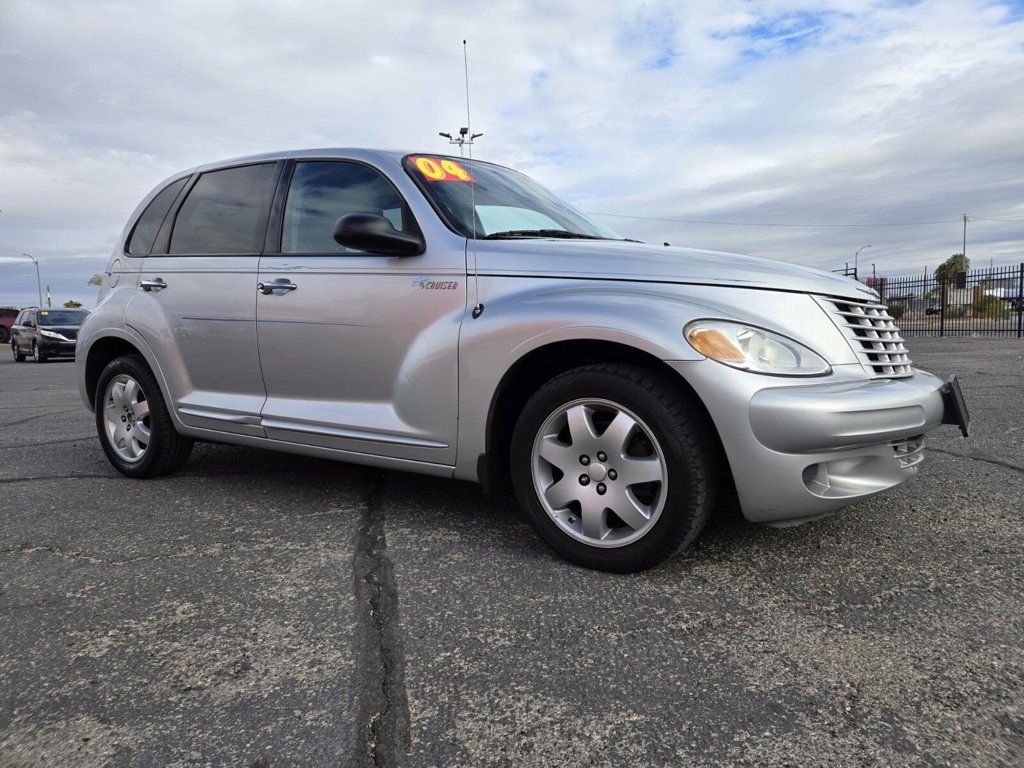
[258,279,298,295]
[140,278,166,292]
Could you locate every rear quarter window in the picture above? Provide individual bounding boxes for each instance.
[127,177,189,256]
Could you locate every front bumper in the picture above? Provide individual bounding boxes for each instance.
[39,338,78,357]
[668,361,962,524]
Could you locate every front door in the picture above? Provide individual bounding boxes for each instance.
[256,159,464,466]
[126,162,280,436]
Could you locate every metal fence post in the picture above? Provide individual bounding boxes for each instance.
[1018,263,1023,339]
[939,276,946,338]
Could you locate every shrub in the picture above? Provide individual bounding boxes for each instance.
[971,295,1010,319]
[888,303,906,321]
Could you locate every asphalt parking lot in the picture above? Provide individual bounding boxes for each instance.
[1,339,1022,767]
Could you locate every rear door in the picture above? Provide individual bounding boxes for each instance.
[125,162,280,436]
[255,159,465,466]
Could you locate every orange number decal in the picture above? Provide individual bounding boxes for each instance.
[440,159,472,181]
[414,156,446,180]
[410,156,475,182]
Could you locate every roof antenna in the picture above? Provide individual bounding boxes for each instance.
[462,39,485,319]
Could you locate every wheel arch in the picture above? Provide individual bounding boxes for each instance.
[479,338,728,495]
[83,330,166,413]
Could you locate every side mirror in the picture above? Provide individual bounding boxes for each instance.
[332,213,424,256]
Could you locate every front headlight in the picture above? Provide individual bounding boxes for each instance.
[684,320,831,376]
[39,329,63,339]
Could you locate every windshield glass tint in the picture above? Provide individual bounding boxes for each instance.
[38,310,88,326]
[403,155,621,240]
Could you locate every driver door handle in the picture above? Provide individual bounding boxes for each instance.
[258,279,298,295]
[140,278,166,292]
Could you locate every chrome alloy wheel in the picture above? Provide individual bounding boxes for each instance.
[531,398,668,548]
[103,374,151,462]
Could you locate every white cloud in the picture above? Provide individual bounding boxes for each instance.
[1,0,1022,307]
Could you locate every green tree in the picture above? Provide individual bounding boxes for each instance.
[87,274,103,286]
[934,253,969,282]
[63,300,83,308]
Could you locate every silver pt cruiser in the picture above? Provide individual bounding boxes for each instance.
[78,149,969,572]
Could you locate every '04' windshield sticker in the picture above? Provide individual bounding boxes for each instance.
[410,156,476,182]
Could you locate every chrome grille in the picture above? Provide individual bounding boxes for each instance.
[817,295,914,378]
[891,435,924,469]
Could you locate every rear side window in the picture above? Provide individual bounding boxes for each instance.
[127,177,188,255]
[281,161,412,254]
[169,163,276,254]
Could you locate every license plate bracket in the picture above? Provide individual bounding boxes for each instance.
[941,375,970,438]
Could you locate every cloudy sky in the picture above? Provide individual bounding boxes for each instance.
[1,0,1022,308]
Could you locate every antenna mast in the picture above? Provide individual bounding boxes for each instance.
[446,40,484,319]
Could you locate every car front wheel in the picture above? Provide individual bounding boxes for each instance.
[31,341,47,363]
[95,354,194,477]
[511,363,718,573]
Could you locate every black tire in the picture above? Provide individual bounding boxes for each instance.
[12,341,25,362]
[0,326,9,344]
[95,354,194,478]
[31,342,47,363]
[511,363,718,573]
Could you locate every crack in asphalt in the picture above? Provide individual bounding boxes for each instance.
[0,407,82,428]
[0,435,97,451]
[352,469,410,768]
[0,542,236,565]
[928,446,1024,475]
[0,473,115,485]
[0,467,331,485]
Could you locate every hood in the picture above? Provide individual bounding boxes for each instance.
[474,239,878,302]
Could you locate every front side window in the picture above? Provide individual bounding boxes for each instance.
[281,161,414,254]
[170,163,276,254]
[24,312,35,328]
[403,155,622,241]
[127,177,189,255]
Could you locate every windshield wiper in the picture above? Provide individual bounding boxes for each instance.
[481,229,608,240]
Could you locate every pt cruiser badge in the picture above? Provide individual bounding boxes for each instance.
[77,149,970,572]
[413,277,459,290]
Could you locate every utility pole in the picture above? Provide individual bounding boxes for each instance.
[962,213,967,259]
[45,284,52,308]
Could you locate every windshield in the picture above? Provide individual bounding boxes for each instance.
[403,155,622,241]
[37,309,88,326]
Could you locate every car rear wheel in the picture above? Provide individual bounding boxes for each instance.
[12,341,25,362]
[95,355,194,478]
[31,341,47,363]
[511,363,718,573]
[0,326,9,344]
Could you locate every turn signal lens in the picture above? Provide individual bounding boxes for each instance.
[686,328,745,363]
[685,320,831,376]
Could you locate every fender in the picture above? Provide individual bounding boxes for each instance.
[77,322,186,430]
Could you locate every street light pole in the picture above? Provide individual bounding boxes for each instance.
[854,244,872,281]
[21,253,43,308]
